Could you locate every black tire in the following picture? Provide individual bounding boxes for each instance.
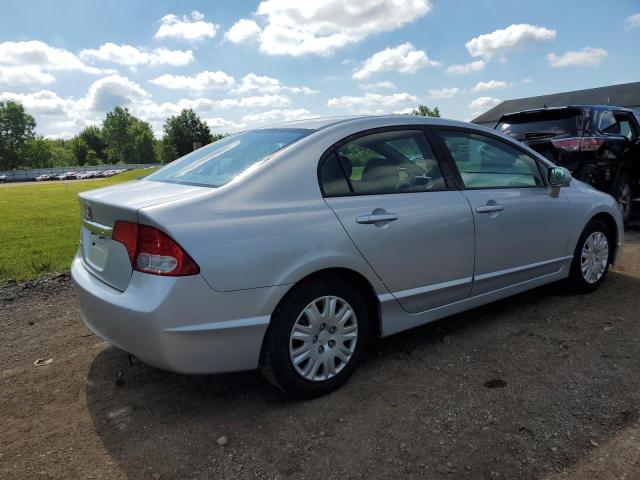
[614,174,634,224]
[259,274,371,398]
[566,219,613,294]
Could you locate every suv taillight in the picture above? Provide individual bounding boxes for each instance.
[551,136,604,152]
[113,221,199,276]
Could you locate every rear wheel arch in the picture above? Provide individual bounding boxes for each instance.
[268,268,382,341]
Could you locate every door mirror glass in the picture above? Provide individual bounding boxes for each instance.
[548,166,572,187]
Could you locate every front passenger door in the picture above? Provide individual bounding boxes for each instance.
[437,129,573,295]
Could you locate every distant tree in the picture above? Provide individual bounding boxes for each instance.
[70,137,90,165]
[78,126,107,160]
[85,149,100,166]
[102,106,157,164]
[48,139,76,167]
[102,106,137,163]
[156,138,178,163]
[411,105,441,117]
[163,108,212,158]
[24,137,53,168]
[130,120,156,163]
[0,101,36,170]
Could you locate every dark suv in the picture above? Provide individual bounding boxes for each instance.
[495,105,640,222]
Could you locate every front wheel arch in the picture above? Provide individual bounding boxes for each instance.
[590,212,619,263]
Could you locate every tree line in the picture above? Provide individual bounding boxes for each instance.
[0,101,440,171]
[0,101,223,170]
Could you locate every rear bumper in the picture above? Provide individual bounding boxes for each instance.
[71,254,288,374]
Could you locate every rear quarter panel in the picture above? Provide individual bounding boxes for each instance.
[137,128,390,295]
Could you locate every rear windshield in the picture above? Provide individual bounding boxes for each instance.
[496,110,582,140]
[147,128,312,187]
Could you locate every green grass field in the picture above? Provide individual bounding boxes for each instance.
[0,168,157,284]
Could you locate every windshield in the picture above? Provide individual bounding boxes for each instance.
[147,128,312,187]
[496,110,582,140]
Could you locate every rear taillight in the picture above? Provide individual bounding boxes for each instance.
[112,221,199,276]
[551,136,604,152]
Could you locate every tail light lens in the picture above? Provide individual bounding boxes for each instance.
[551,136,605,152]
[113,221,199,276]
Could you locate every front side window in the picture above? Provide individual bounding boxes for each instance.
[320,129,446,196]
[147,128,311,187]
[441,131,544,189]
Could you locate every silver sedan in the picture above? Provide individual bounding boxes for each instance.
[72,116,623,397]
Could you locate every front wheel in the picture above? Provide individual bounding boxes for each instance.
[566,219,612,294]
[259,275,371,397]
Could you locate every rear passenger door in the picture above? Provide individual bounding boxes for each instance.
[320,127,475,315]
[435,128,573,295]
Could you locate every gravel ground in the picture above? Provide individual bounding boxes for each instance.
[1,229,639,480]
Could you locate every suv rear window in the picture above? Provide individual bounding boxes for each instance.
[496,110,583,140]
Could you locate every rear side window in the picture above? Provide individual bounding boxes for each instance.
[441,131,544,189]
[320,153,351,196]
[496,110,582,140]
[320,129,446,196]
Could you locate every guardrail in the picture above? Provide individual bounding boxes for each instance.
[0,164,161,183]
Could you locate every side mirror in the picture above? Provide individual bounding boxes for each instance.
[548,166,572,187]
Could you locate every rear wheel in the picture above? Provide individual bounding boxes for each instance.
[259,275,370,397]
[614,174,634,223]
[566,219,612,293]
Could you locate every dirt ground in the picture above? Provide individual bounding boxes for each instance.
[1,230,640,480]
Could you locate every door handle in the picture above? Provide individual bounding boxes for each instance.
[476,204,504,213]
[356,213,399,224]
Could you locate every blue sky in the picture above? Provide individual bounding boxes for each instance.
[0,0,639,138]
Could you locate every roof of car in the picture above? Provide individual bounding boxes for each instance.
[264,115,481,132]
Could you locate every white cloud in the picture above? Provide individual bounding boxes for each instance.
[428,87,460,99]
[241,108,312,125]
[149,71,236,91]
[352,43,440,80]
[204,117,246,131]
[0,90,72,115]
[214,94,291,109]
[225,19,262,44]
[0,40,112,85]
[80,43,193,67]
[466,24,556,59]
[469,96,501,113]
[625,13,640,29]
[327,92,418,112]
[154,11,217,41]
[254,0,432,56]
[359,81,395,90]
[393,107,415,115]
[81,75,149,111]
[546,47,608,67]
[447,60,486,75]
[0,66,56,86]
[473,80,513,92]
[233,73,317,95]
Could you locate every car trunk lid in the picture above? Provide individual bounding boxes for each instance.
[77,180,212,291]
